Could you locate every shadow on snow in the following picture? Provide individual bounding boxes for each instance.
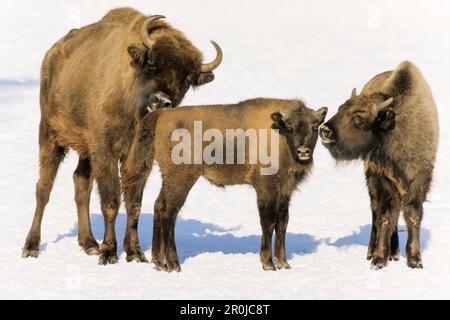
[53,213,320,263]
[327,224,430,257]
[52,214,431,262]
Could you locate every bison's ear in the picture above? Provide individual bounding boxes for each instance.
[128,45,147,69]
[271,112,287,130]
[375,108,396,131]
[196,72,215,86]
[314,107,328,124]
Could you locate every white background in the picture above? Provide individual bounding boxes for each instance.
[0,0,449,299]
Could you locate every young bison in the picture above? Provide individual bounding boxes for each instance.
[123,98,327,272]
[319,61,439,269]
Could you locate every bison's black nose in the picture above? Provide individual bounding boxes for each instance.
[150,92,173,109]
[319,124,335,143]
[297,147,311,160]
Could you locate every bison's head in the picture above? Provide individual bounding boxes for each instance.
[128,15,222,110]
[271,105,328,164]
[319,88,396,160]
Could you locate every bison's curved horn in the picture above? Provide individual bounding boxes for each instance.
[371,97,394,116]
[141,15,166,49]
[200,40,223,73]
[351,88,357,98]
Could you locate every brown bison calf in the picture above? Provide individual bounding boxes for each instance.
[320,61,439,269]
[123,98,327,271]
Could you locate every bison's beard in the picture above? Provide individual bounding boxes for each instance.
[321,140,371,161]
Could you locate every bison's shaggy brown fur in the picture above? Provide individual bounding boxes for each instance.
[123,98,327,271]
[23,7,222,264]
[320,61,439,269]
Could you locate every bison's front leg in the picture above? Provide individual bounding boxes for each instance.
[366,172,401,270]
[256,189,277,271]
[93,158,120,265]
[122,178,150,263]
[274,198,291,270]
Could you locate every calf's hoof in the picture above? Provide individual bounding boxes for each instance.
[126,248,149,263]
[407,254,423,269]
[98,246,118,265]
[370,256,388,270]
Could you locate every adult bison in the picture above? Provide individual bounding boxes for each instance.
[22,8,223,264]
[319,61,439,269]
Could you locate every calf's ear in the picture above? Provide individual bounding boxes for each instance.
[271,112,287,130]
[128,45,147,69]
[375,108,396,131]
[196,72,215,86]
[314,107,328,123]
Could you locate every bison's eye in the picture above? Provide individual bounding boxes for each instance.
[145,58,158,74]
[285,122,294,133]
[352,114,367,128]
[311,123,320,131]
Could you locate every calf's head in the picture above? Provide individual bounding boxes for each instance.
[320,88,396,160]
[271,106,328,164]
[128,15,222,109]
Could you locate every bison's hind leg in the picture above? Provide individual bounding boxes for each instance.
[403,200,425,269]
[73,157,100,256]
[152,171,198,272]
[23,121,67,258]
[389,227,400,261]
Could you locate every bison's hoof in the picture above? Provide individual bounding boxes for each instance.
[79,238,100,256]
[262,261,277,271]
[22,248,40,258]
[166,261,181,273]
[389,251,400,261]
[371,256,388,270]
[126,253,149,263]
[98,254,118,265]
[85,246,101,256]
[276,261,291,270]
[98,247,118,265]
[153,260,168,272]
[407,255,423,269]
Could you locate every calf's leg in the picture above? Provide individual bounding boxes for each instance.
[153,172,198,272]
[256,189,278,271]
[274,197,291,269]
[73,157,99,255]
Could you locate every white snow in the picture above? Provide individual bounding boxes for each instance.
[1,0,450,299]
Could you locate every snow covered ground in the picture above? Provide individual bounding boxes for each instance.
[1,0,450,299]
